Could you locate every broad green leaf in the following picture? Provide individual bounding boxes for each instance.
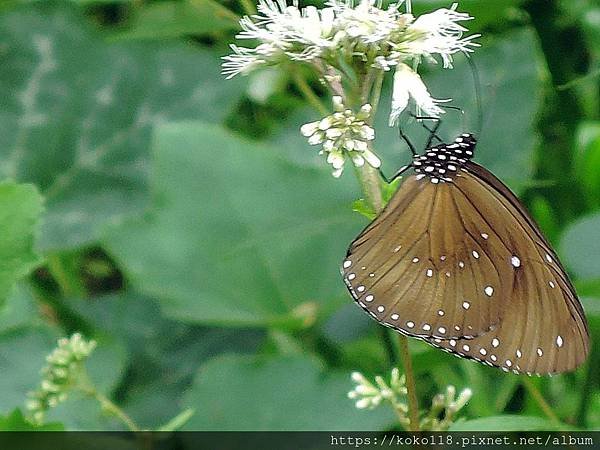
[373,28,543,192]
[0,326,58,412]
[0,409,63,431]
[0,3,244,250]
[560,213,600,280]
[182,354,394,430]
[103,123,362,327]
[449,415,564,431]
[65,292,264,428]
[0,284,40,334]
[114,0,239,40]
[0,181,43,307]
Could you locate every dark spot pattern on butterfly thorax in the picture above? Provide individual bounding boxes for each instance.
[413,133,477,184]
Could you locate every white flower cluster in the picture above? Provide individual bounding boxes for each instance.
[348,368,472,431]
[25,333,97,424]
[223,0,479,122]
[421,385,473,431]
[301,97,378,177]
[348,368,408,420]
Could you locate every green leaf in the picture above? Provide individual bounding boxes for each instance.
[574,122,600,207]
[0,284,39,334]
[115,0,239,41]
[0,3,245,251]
[0,409,63,431]
[65,291,264,428]
[102,123,362,327]
[182,354,394,430]
[0,326,58,413]
[0,181,43,307]
[560,213,600,280]
[374,28,543,192]
[351,199,376,220]
[449,415,564,431]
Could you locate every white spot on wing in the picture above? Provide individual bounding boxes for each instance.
[556,335,563,348]
[511,256,521,267]
[484,286,494,297]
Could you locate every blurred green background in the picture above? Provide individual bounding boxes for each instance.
[0,0,599,431]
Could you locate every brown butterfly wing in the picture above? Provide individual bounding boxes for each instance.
[429,163,589,374]
[342,173,511,340]
[342,154,589,374]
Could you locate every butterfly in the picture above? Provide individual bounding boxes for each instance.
[341,133,589,375]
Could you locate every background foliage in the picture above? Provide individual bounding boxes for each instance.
[0,0,598,431]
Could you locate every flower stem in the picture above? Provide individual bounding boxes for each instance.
[79,372,140,431]
[397,335,420,431]
[93,390,141,432]
[370,70,385,119]
[522,377,561,427]
[354,162,384,213]
[292,71,329,116]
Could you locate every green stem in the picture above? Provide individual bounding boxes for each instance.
[354,163,384,213]
[292,71,329,116]
[79,372,140,431]
[369,70,385,119]
[522,378,561,427]
[397,334,420,431]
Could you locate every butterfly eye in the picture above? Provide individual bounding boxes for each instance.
[342,134,589,375]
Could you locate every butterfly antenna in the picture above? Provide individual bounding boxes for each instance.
[409,113,443,147]
[398,123,417,157]
[467,56,484,136]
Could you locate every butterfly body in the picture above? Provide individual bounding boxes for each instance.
[342,134,589,375]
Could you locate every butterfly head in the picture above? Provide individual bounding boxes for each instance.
[412,133,477,183]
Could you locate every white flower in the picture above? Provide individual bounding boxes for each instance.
[222,0,336,79]
[301,98,379,177]
[389,62,446,125]
[404,3,480,68]
[328,0,404,44]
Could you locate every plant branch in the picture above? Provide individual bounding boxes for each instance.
[397,334,420,431]
[370,70,385,120]
[292,71,329,115]
[522,378,561,427]
[79,372,140,432]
